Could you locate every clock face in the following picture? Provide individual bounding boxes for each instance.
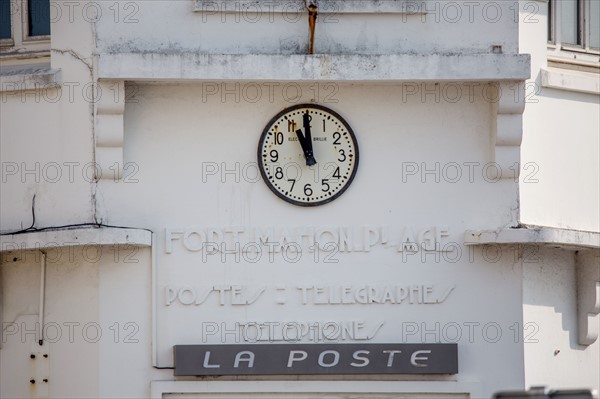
[257,104,359,207]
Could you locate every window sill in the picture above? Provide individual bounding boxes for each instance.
[540,66,600,95]
[0,38,15,47]
[0,63,61,92]
[193,0,424,14]
[23,35,50,44]
[0,38,51,60]
[547,45,600,69]
[0,48,50,61]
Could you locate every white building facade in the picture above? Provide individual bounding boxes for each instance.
[0,1,598,398]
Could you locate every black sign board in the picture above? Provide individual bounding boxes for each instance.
[173,343,458,376]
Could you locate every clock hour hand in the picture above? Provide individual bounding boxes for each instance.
[296,128,317,166]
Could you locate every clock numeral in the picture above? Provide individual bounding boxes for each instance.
[288,179,296,192]
[288,120,297,133]
[304,184,313,197]
[333,132,341,145]
[321,179,330,192]
[338,149,346,162]
[274,132,284,145]
[332,167,341,179]
[270,150,279,163]
[275,167,284,180]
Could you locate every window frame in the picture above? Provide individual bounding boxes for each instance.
[547,0,599,68]
[0,0,50,57]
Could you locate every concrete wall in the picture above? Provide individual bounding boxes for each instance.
[0,246,169,398]
[0,0,98,231]
[518,2,600,392]
[93,81,525,396]
[522,247,600,392]
[519,0,600,232]
[1,248,100,398]
[94,0,519,56]
[2,1,597,398]
[99,82,518,228]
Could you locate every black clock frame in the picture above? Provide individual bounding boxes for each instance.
[257,103,360,207]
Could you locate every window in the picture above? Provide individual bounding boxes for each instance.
[28,0,50,37]
[0,0,50,56]
[0,0,11,40]
[548,0,600,67]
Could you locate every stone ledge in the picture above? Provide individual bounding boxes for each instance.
[464,226,600,250]
[98,53,531,82]
[193,0,425,14]
[0,64,61,92]
[541,67,600,95]
[150,380,483,399]
[0,226,152,252]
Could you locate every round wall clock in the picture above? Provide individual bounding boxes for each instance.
[257,104,359,207]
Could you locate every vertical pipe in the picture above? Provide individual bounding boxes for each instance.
[151,233,157,366]
[39,251,46,346]
[307,2,318,54]
[0,253,3,350]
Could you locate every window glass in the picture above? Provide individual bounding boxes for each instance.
[0,0,11,39]
[590,0,599,48]
[561,0,580,45]
[28,0,50,36]
[548,0,553,42]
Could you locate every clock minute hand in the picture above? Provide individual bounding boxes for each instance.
[296,129,316,166]
[296,128,308,151]
[301,112,317,166]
